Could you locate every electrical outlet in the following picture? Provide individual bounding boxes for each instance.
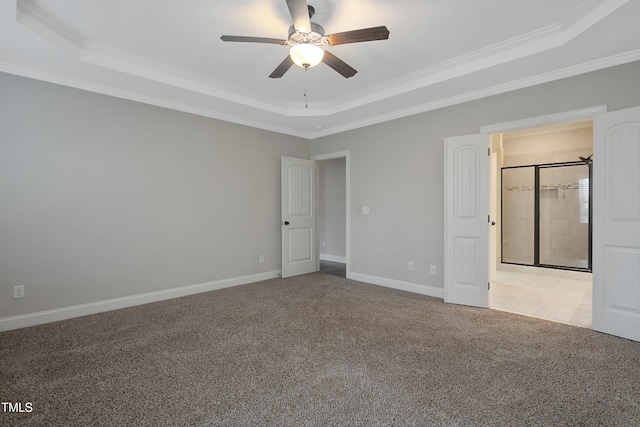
[13,285,25,299]
[430,265,437,275]
[408,261,415,271]
[259,255,265,264]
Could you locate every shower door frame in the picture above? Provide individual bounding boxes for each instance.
[501,160,593,272]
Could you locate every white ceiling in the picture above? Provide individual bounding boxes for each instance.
[2,0,640,139]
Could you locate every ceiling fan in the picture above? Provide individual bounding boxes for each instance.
[220,0,390,79]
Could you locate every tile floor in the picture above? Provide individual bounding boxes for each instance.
[491,265,592,328]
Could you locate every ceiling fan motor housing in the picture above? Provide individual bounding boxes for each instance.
[288,22,326,46]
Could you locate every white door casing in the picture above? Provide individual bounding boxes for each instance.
[281,156,317,278]
[592,106,640,342]
[311,151,351,279]
[489,151,498,284]
[444,134,490,308]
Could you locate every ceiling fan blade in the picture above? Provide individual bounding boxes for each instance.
[286,0,311,33]
[327,26,390,46]
[269,56,294,79]
[322,51,357,78]
[220,35,288,45]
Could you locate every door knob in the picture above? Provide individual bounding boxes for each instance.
[283,221,290,225]
[491,221,496,226]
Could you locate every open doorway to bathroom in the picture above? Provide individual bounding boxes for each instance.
[490,120,593,328]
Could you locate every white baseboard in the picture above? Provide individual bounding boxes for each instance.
[320,254,347,263]
[349,272,444,299]
[0,270,281,332]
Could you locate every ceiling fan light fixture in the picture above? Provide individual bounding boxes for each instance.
[289,43,324,69]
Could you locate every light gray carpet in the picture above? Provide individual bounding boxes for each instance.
[1,273,639,426]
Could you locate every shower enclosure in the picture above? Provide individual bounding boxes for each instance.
[501,161,592,271]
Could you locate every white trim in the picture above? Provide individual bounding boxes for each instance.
[350,272,444,300]
[478,105,609,322]
[2,48,636,140]
[312,151,351,279]
[0,271,281,332]
[320,254,347,264]
[480,105,608,134]
[302,0,628,118]
[17,0,83,53]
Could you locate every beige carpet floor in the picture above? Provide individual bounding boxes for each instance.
[1,273,639,426]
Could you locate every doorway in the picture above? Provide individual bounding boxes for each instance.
[312,151,350,279]
[446,105,640,341]
[489,120,593,327]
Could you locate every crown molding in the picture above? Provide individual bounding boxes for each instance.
[309,49,640,139]
[16,0,83,53]
[15,0,629,119]
[80,42,288,115]
[304,0,630,117]
[0,61,310,139]
[3,47,639,141]
[559,0,629,38]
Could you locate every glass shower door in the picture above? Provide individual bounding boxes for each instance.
[538,164,590,269]
[501,161,591,271]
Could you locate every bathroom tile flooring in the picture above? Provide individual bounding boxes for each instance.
[491,267,592,328]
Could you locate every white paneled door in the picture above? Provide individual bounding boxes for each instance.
[593,106,640,342]
[281,156,317,278]
[444,134,490,308]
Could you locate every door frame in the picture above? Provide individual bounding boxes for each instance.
[311,150,351,279]
[480,105,608,135]
[478,105,608,312]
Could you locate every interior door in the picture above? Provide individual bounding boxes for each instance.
[444,134,490,308]
[592,106,640,342]
[281,156,317,278]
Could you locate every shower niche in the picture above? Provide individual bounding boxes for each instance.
[501,161,591,271]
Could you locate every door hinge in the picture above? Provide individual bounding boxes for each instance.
[488,281,491,290]
[488,214,491,223]
[488,147,491,156]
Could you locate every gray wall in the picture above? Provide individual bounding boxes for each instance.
[310,60,640,290]
[0,73,308,318]
[318,158,346,260]
[3,60,640,320]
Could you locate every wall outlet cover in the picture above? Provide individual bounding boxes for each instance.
[13,285,25,299]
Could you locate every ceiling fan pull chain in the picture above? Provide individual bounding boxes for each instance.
[304,79,308,109]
